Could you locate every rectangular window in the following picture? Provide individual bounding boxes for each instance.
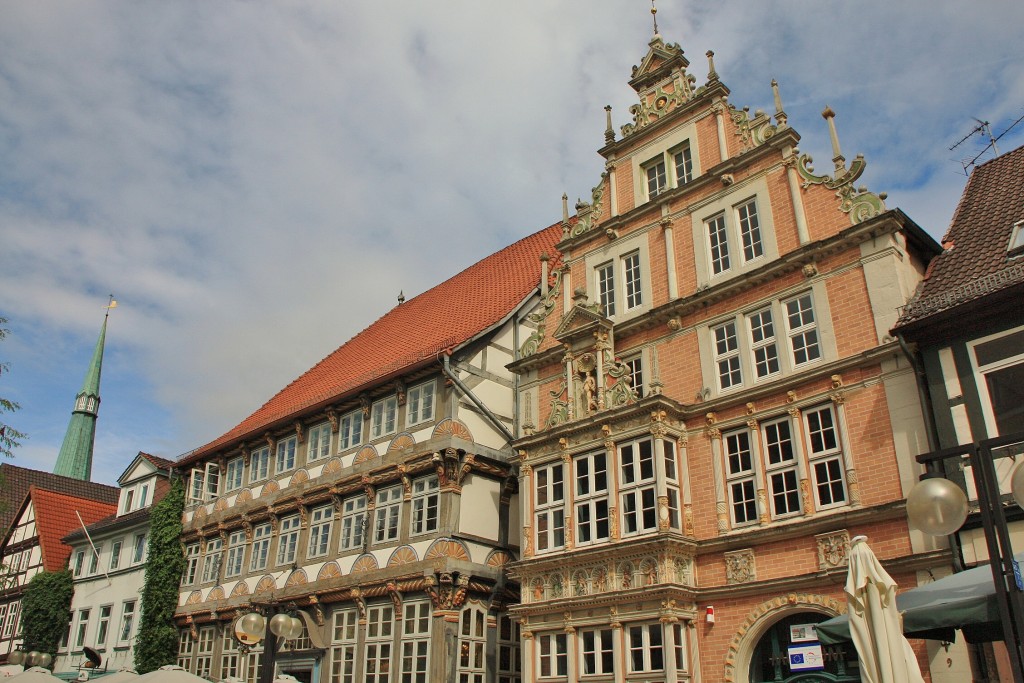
[2,601,20,640]
[407,381,435,427]
[177,630,193,670]
[339,410,363,451]
[331,609,358,683]
[88,543,102,574]
[534,463,565,552]
[714,321,742,390]
[673,142,693,185]
[118,600,136,643]
[224,457,244,492]
[619,438,658,536]
[402,602,431,683]
[276,436,297,474]
[725,429,758,525]
[124,489,135,514]
[804,405,847,508]
[371,396,398,440]
[201,538,223,583]
[221,628,240,681]
[195,627,214,678]
[374,486,403,543]
[785,293,821,366]
[623,251,643,310]
[277,514,301,565]
[96,605,112,647]
[580,627,614,675]
[497,614,521,683]
[364,604,394,683]
[189,463,220,504]
[225,530,246,578]
[75,609,91,649]
[574,452,609,546]
[707,213,731,275]
[762,417,801,518]
[597,262,616,317]
[627,623,665,673]
[538,632,568,678]
[308,505,334,558]
[458,607,486,683]
[340,496,368,551]
[132,533,147,564]
[748,307,780,379]
[411,476,440,536]
[74,550,85,576]
[970,327,1024,436]
[673,622,688,672]
[249,446,270,483]
[307,422,332,461]
[737,198,763,262]
[625,355,644,398]
[182,543,200,585]
[645,158,668,198]
[250,523,271,572]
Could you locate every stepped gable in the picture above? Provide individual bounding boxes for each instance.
[896,145,1024,327]
[21,486,118,571]
[0,463,119,534]
[185,223,563,462]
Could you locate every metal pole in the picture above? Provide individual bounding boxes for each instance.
[258,610,277,683]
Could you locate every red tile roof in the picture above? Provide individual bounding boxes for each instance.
[183,223,564,462]
[895,144,1024,328]
[0,463,120,535]
[26,486,118,571]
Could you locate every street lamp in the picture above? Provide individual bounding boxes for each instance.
[7,649,53,669]
[906,432,1024,683]
[233,605,304,683]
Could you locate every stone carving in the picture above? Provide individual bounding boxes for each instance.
[547,381,570,428]
[796,147,886,224]
[725,548,756,584]
[816,530,851,570]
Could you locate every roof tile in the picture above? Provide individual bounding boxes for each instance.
[27,486,118,571]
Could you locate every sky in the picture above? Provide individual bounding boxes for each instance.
[1,1,1022,485]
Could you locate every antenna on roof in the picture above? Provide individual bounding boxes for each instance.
[949,116,1016,175]
[650,0,660,37]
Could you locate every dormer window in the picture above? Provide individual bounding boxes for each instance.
[1009,220,1024,257]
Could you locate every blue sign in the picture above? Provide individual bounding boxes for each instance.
[789,644,825,671]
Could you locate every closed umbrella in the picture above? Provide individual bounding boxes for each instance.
[846,535,925,683]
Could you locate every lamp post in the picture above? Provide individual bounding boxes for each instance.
[233,605,304,683]
[7,648,53,668]
[906,432,1024,683]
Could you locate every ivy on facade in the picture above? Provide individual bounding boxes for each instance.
[135,478,185,674]
[20,569,73,657]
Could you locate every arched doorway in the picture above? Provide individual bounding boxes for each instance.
[748,612,859,682]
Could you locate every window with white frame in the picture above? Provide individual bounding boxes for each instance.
[574,451,609,546]
[331,608,358,683]
[642,140,695,201]
[250,523,271,572]
[73,549,85,576]
[664,439,682,530]
[276,436,297,474]
[308,505,334,558]
[803,404,847,508]
[625,355,644,398]
[672,622,688,672]
[224,457,244,492]
[132,533,147,564]
[277,514,301,565]
[762,416,801,518]
[340,496,367,551]
[497,614,521,683]
[364,604,394,683]
[182,543,199,585]
[177,630,193,670]
[411,476,439,535]
[458,606,485,683]
[307,422,331,461]
[406,381,435,427]
[0,606,7,641]
[123,489,135,514]
[96,605,111,648]
[580,627,614,676]
[785,293,821,366]
[970,326,1024,436]
[724,429,758,526]
[2,601,20,640]
[188,462,220,504]
[224,531,246,578]
[1009,220,1024,256]
[194,626,214,678]
[713,320,742,390]
[75,608,90,649]
[593,251,644,318]
[403,601,431,683]
[371,396,398,440]
[623,251,643,311]
[201,538,222,583]
[250,446,270,483]
[748,307,780,380]
[537,632,568,678]
[705,197,764,277]
[118,600,137,644]
[643,156,668,198]
[534,463,565,553]
[221,628,241,681]
[737,198,763,262]
[597,261,616,317]
[338,410,363,452]
[627,622,664,673]
[673,141,694,185]
[619,437,658,536]
[88,543,102,574]
[374,486,403,543]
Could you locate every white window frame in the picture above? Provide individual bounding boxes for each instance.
[625,354,644,399]
[75,608,90,649]
[371,396,398,440]
[537,632,568,679]
[705,196,765,278]
[762,416,801,519]
[497,614,521,683]
[968,325,1024,437]
[338,410,363,452]
[410,476,439,536]
[249,446,270,484]
[339,496,367,551]
[275,436,297,474]
[748,306,780,380]
[224,530,246,578]
[88,542,102,574]
[803,404,847,509]
[182,543,199,585]
[534,462,565,553]
[364,604,394,683]
[574,451,609,547]
[374,486,403,544]
[201,537,223,584]
[579,627,614,676]
[1008,219,1024,256]
[619,437,658,537]
[402,601,432,683]
[331,608,358,683]
[250,523,271,572]
[406,380,435,427]
[784,292,821,367]
[643,155,668,198]
[627,622,665,673]
[2,601,20,640]
[224,457,244,492]
[131,533,147,564]
[596,261,616,317]
[712,320,742,391]
[96,604,112,648]
[194,626,214,678]
[307,422,332,462]
[276,514,301,565]
[724,428,758,527]
[118,600,137,644]
[307,504,334,558]
[73,549,85,576]
[188,462,220,504]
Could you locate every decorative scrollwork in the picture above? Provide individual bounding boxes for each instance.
[796,152,886,225]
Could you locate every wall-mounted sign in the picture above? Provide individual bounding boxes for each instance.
[789,644,825,672]
[789,623,819,643]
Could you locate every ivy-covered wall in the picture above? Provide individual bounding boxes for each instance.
[20,569,73,657]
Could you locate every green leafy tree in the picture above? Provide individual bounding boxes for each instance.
[1,316,28,459]
[135,478,186,673]
[20,569,74,657]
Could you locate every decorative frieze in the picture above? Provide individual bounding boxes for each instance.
[815,530,851,570]
[724,548,756,584]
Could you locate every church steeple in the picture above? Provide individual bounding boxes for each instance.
[53,301,114,480]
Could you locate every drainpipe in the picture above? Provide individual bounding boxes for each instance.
[441,352,515,445]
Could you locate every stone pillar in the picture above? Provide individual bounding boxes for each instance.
[521,631,535,683]
[661,217,678,300]
[706,423,728,534]
[785,156,811,244]
[662,617,679,683]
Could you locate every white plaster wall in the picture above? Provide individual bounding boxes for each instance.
[508,492,521,548]
[860,232,923,344]
[458,474,501,542]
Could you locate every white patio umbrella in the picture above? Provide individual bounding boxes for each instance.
[0,666,24,679]
[133,666,207,683]
[5,668,62,683]
[845,535,925,683]
[99,670,140,683]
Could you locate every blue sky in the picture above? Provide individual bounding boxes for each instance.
[1,1,1022,485]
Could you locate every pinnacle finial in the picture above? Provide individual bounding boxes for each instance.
[604,105,615,144]
[822,106,846,175]
[706,51,718,81]
[771,79,787,127]
[651,0,659,37]
[562,193,570,223]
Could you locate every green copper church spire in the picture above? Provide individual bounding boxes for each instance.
[53,298,115,480]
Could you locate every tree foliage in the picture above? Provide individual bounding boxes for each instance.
[20,569,73,656]
[1,316,28,459]
[135,478,186,673]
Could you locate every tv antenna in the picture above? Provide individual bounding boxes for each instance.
[950,118,999,175]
